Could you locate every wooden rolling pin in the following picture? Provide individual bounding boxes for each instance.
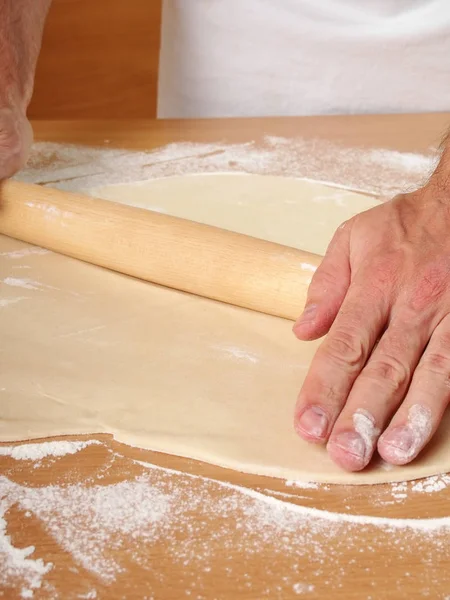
[0,180,322,320]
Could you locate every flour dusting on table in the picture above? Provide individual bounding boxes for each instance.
[1,440,450,598]
[0,440,101,461]
[16,136,436,199]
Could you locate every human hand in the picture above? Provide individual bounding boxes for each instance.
[293,176,450,471]
[0,106,33,179]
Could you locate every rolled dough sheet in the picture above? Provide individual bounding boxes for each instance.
[91,173,379,255]
[1,174,449,484]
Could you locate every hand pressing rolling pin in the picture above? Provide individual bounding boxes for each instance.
[3,1,450,474]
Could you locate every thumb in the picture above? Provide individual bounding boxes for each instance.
[293,220,352,340]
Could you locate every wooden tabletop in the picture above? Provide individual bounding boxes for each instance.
[2,113,450,600]
[32,112,449,153]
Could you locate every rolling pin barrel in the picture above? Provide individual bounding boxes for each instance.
[0,180,321,320]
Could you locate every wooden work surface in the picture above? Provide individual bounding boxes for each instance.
[2,114,450,599]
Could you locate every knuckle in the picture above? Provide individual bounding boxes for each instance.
[362,356,410,392]
[419,350,450,377]
[324,384,340,403]
[369,253,401,290]
[417,330,450,387]
[407,266,449,313]
[436,329,450,354]
[322,328,365,370]
[312,266,339,291]
[339,217,352,230]
[302,381,341,408]
[337,219,349,232]
[332,217,352,240]
[351,254,399,302]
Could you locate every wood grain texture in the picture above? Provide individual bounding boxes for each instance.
[2,114,450,599]
[2,435,450,599]
[28,0,162,119]
[31,112,450,152]
[0,181,320,320]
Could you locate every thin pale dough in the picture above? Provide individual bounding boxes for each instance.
[92,173,379,255]
[1,174,449,484]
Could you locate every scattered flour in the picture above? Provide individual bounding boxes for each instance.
[1,439,450,598]
[367,472,450,511]
[353,409,381,461]
[299,262,317,273]
[293,582,315,594]
[24,201,73,224]
[411,474,450,494]
[287,471,450,507]
[212,343,261,364]
[0,297,28,308]
[391,482,408,500]
[0,247,50,259]
[1,277,66,296]
[2,277,43,291]
[0,502,52,598]
[16,137,437,200]
[11,478,170,583]
[0,440,101,461]
[285,480,320,490]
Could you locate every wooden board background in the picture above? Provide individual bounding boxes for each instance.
[28,0,163,119]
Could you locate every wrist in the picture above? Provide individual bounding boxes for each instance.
[0,54,32,116]
[0,85,29,115]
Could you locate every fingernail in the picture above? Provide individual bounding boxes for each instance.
[333,431,366,463]
[294,304,317,328]
[381,426,414,462]
[380,405,432,464]
[296,405,328,439]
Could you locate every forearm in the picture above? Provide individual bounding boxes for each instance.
[0,1,51,178]
[0,0,52,110]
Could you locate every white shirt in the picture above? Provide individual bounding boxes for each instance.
[158,0,450,118]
